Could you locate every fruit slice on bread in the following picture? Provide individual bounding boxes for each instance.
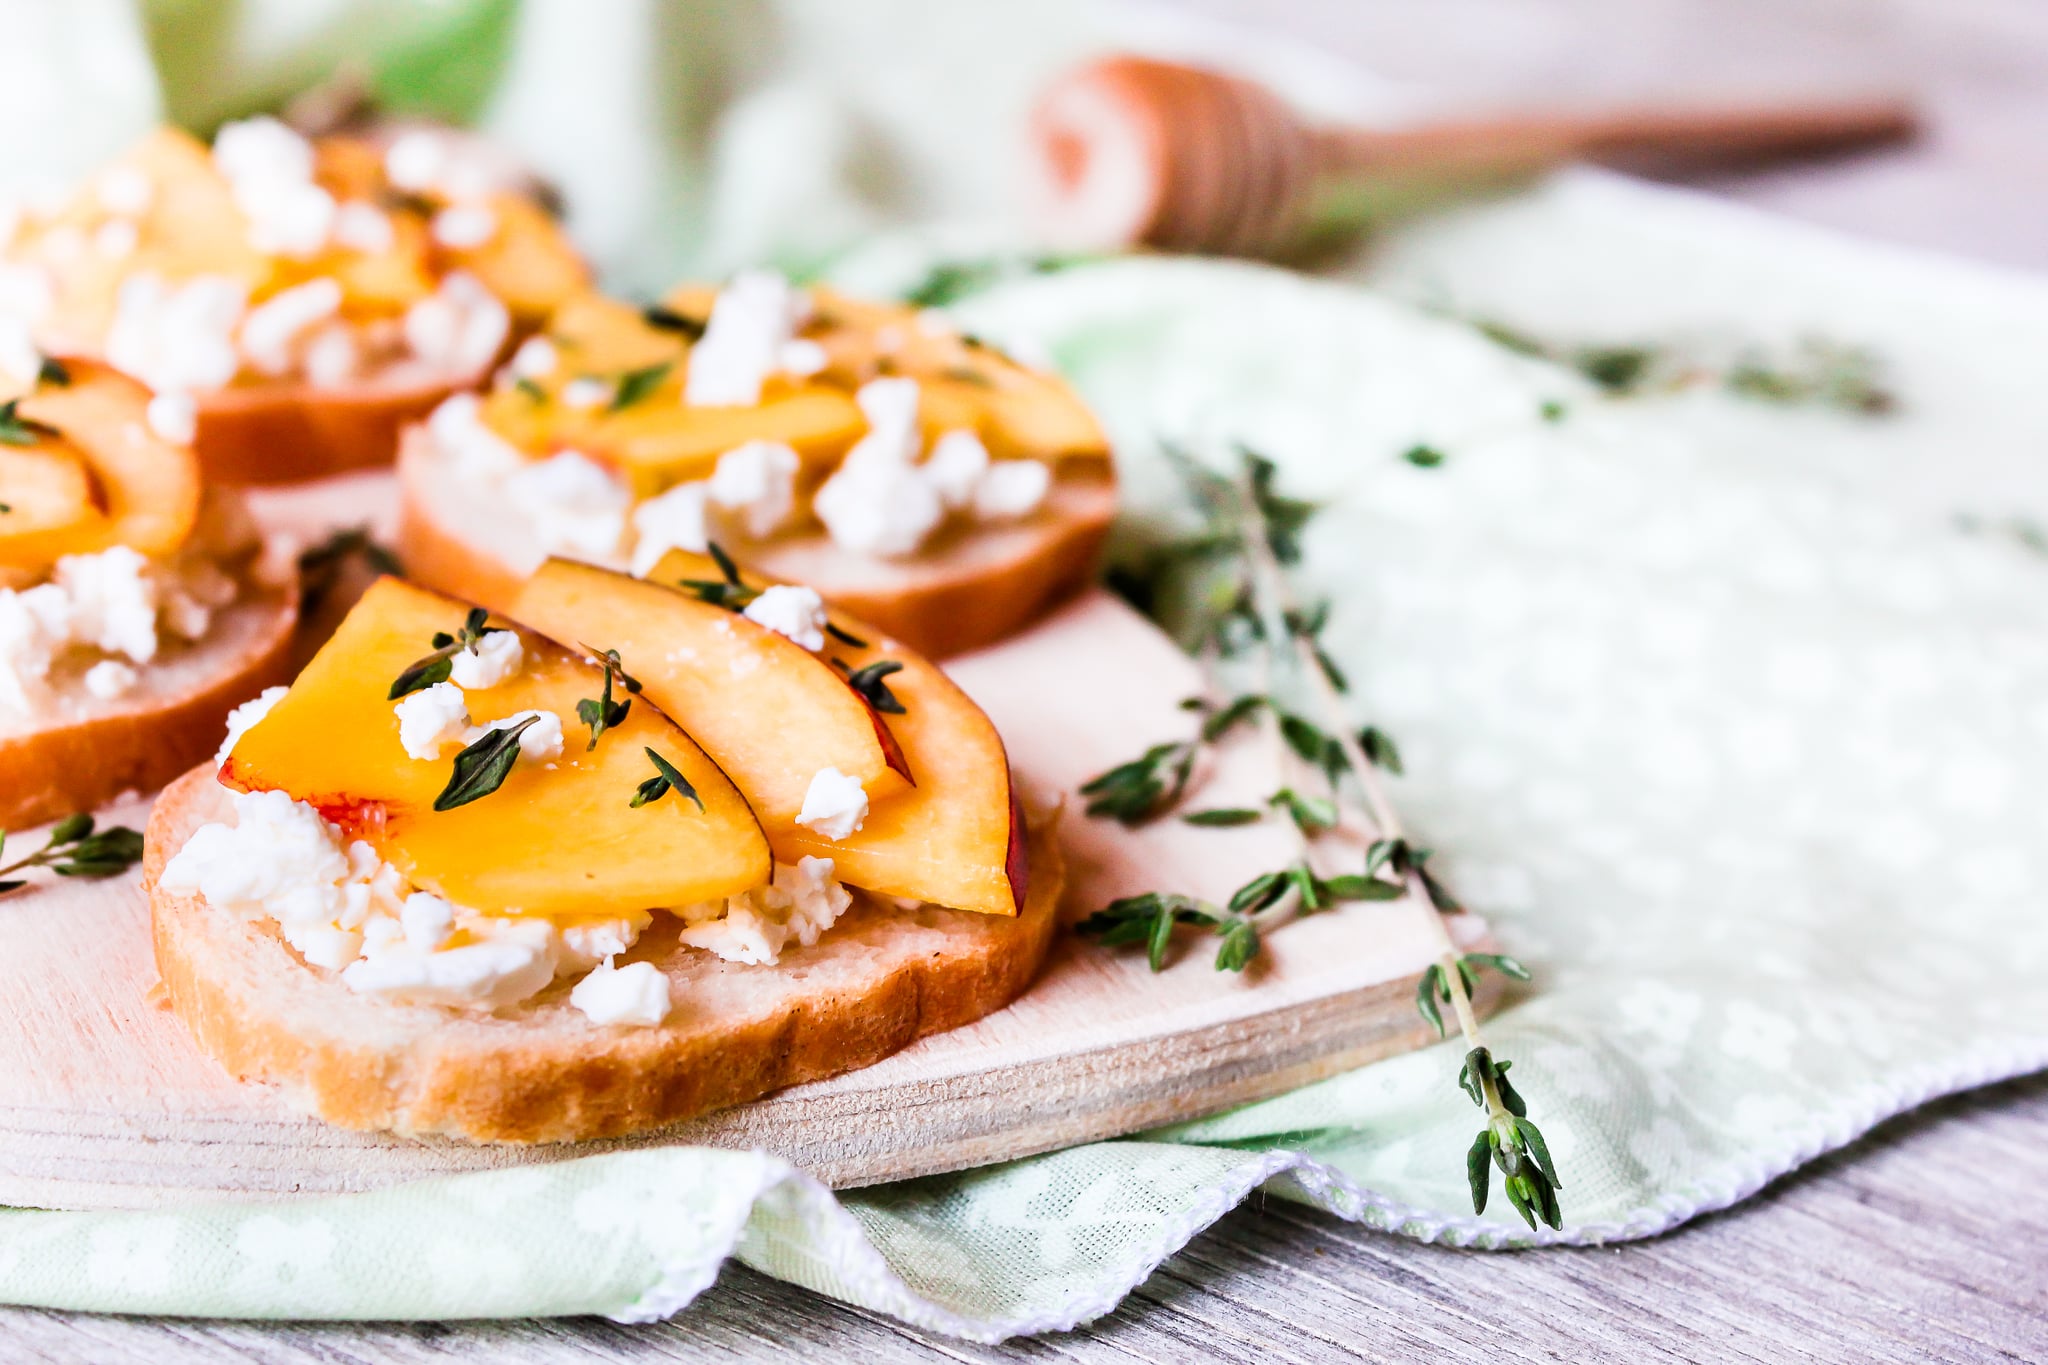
[1,361,296,827]
[397,277,1117,657]
[221,576,770,915]
[513,551,1024,915]
[12,124,588,485]
[146,569,1059,1142]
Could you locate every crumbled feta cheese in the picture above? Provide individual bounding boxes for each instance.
[239,278,343,376]
[504,450,629,558]
[300,324,359,389]
[105,273,247,394]
[404,271,508,377]
[96,166,153,216]
[431,204,497,249]
[628,480,710,576]
[707,439,799,538]
[342,916,558,1010]
[559,377,610,410]
[0,317,40,386]
[974,459,1052,521]
[217,685,288,762]
[394,680,470,760]
[400,892,455,952]
[571,959,671,1026]
[467,708,566,763]
[742,584,828,652]
[54,546,158,663]
[796,767,868,839]
[849,376,923,464]
[159,788,366,971]
[145,392,196,445]
[685,269,809,407]
[508,335,557,380]
[557,911,652,973]
[213,117,335,257]
[778,338,827,377]
[813,456,945,558]
[426,393,523,478]
[331,201,395,254]
[924,429,990,510]
[383,129,501,201]
[448,628,523,689]
[82,659,136,700]
[677,856,852,965]
[93,219,138,260]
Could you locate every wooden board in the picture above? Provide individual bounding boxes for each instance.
[0,521,1489,1210]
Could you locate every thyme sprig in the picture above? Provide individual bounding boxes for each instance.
[630,747,702,809]
[609,361,672,412]
[1083,446,1566,1229]
[837,658,907,714]
[641,304,706,340]
[434,716,536,811]
[0,399,58,447]
[0,814,144,895]
[388,608,503,700]
[296,526,401,616]
[575,647,640,750]
[676,542,867,646]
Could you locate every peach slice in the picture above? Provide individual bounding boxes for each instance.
[223,576,769,918]
[649,549,1025,916]
[439,194,590,323]
[508,557,911,833]
[0,362,202,570]
[0,444,95,543]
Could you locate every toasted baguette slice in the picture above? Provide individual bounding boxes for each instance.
[145,766,1065,1143]
[396,428,1117,658]
[0,587,297,828]
[195,362,487,486]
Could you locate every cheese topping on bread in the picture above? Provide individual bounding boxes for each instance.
[0,360,275,714]
[0,121,584,404]
[435,271,1110,574]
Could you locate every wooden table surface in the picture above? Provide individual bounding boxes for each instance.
[12,2,2048,1360]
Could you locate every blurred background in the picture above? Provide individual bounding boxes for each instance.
[10,0,2040,292]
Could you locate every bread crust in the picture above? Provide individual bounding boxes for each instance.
[145,766,1065,1144]
[194,369,480,486]
[395,430,1117,658]
[0,588,298,828]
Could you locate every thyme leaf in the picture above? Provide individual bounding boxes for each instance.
[838,659,907,715]
[433,716,536,811]
[641,304,706,340]
[0,814,144,895]
[0,400,58,447]
[630,746,702,810]
[609,361,672,412]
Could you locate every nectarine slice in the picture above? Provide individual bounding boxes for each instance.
[0,363,202,569]
[650,549,1024,916]
[223,576,770,919]
[509,557,911,833]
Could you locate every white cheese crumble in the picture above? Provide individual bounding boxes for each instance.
[93,219,138,261]
[813,455,944,558]
[394,680,470,760]
[508,335,557,380]
[212,117,335,258]
[742,584,828,652]
[301,324,359,389]
[332,200,395,254]
[796,767,868,839]
[0,317,39,386]
[974,459,1052,521]
[384,129,502,202]
[400,891,455,951]
[685,269,809,407]
[343,917,559,1010]
[558,911,653,973]
[217,685,288,762]
[676,856,852,965]
[239,278,343,377]
[448,628,523,689]
[779,338,828,376]
[145,392,197,445]
[403,271,509,377]
[467,708,566,764]
[425,393,523,478]
[504,450,630,559]
[570,960,672,1026]
[559,376,610,410]
[105,273,247,395]
[82,659,136,699]
[707,440,798,538]
[430,204,497,250]
[0,545,199,712]
[628,481,710,576]
[50,545,160,662]
[924,429,990,510]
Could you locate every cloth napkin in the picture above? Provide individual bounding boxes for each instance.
[1,0,2044,1342]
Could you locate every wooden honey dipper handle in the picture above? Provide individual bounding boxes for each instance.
[1031,56,1918,258]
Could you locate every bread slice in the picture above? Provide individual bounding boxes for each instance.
[396,428,1117,658]
[195,362,484,487]
[1,587,297,828]
[144,765,1066,1143]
